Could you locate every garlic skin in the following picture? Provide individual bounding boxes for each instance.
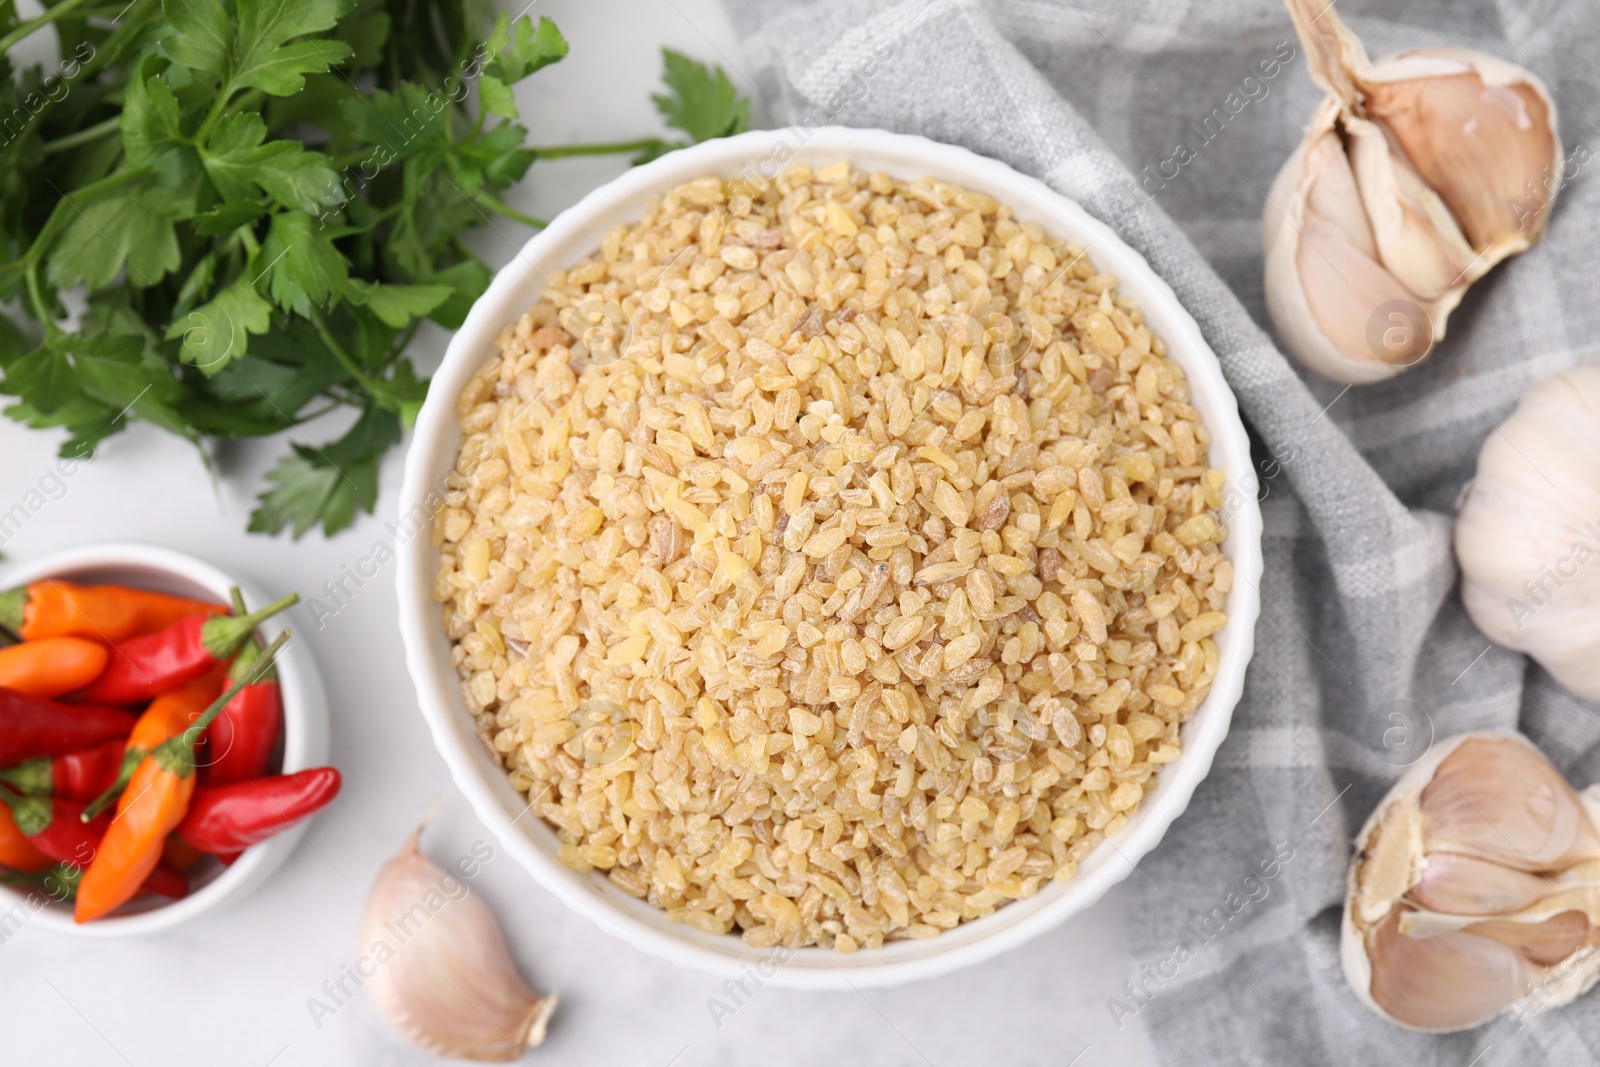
[1264,0,1560,383]
[362,822,556,1061]
[1455,367,1600,701]
[1342,732,1600,1032]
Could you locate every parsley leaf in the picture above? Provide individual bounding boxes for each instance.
[231,0,354,96]
[249,446,372,537]
[193,198,270,236]
[167,276,274,374]
[162,0,233,75]
[121,63,192,180]
[480,14,568,119]
[249,403,399,536]
[340,83,451,162]
[653,49,749,144]
[259,211,348,315]
[346,280,453,327]
[3,347,79,415]
[46,176,187,291]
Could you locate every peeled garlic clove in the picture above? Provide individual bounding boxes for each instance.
[1343,731,1600,1031]
[1420,737,1600,871]
[1364,906,1540,1032]
[362,822,556,1062]
[1456,366,1600,701]
[1412,853,1554,915]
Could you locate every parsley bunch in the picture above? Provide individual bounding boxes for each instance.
[0,0,748,536]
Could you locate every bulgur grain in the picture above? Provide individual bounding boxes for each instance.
[435,163,1229,951]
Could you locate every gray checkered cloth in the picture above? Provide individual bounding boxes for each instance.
[718,0,1600,1062]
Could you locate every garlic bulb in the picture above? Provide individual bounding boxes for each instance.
[1343,731,1600,1032]
[1263,0,1560,383]
[1455,366,1600,701]
[362,822,556,1061]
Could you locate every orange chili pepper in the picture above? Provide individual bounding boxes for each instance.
[79,670,225,822]
[74,631,287,923]
[0,580,227,643]
[0,802,53,873]
[0,637,108,698]
[128,670,227,751]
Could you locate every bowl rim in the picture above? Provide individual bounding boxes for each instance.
[0,540,330,937]
[397,125,1262,988]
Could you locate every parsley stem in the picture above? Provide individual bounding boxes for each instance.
[308,307,396,404]
[25,264,61,339]
[40,117,120,156]
[0,0,97,52]
[296,401,342,423]
[531,138,665,159]
[195,77,243,143]
[473,193,546,229]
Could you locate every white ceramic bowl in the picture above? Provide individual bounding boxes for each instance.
[398,127,1262,988]
[0,541,329,936]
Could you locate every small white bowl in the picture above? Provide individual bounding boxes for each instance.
[0,541,329,936]
[397,127,1263,988]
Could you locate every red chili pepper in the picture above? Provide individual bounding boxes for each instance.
[0,580,226,643]
[139,860,189,899]
[77,593,298,705]
[0,739,126,800]
[161,836,205,870]
[202,594,282,785]
[0,787,109,867]
[0,690,134,765]
[175,767,341,854]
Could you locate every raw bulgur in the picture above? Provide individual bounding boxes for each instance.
[435,161,1231,950]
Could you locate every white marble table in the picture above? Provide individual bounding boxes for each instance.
[0,2,1159,1062]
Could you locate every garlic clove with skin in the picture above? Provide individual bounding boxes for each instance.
[1418,736,1600,871]
[1263,106,1443,383]
[1411,853,1555,915]
[1365,908,1541,1033]
[1264,0,1561,383]
[362,821,556,1061]
[1355,50,1559,253]
[1342,115,1477,302]
[1465,911,1593,966]
[1456,366,1600,702]
[1342,731,1600,1032]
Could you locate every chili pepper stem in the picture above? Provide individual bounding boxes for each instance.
[0,784,50,836]
[199,594,298,661]
[0,587,24,633]
[0,758,50,796]
[155,631,291,776]
[79,750,142,822]
[227,587,269,681]
[0,863,78,898]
